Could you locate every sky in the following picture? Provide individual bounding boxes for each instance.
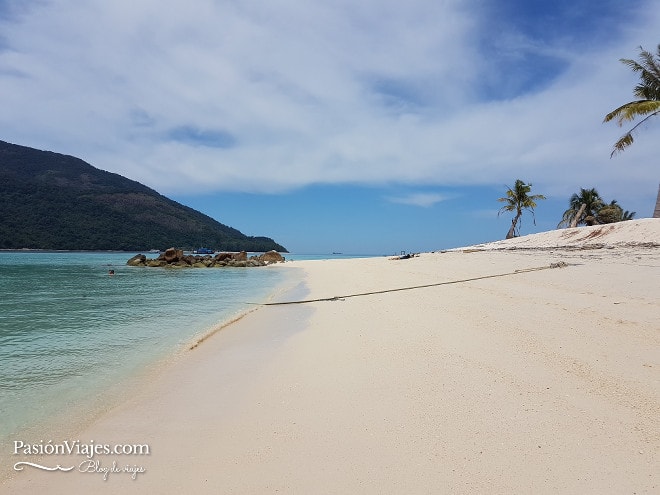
[0,0,658,253]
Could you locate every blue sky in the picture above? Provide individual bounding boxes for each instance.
[0,0,658,253]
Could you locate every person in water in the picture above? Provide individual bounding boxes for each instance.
[108,269,115,275]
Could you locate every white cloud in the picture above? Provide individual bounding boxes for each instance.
[0,0,658,212]
[386,192,450,208]
[470,208,502,220]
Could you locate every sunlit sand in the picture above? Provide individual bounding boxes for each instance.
[3,219,659,494]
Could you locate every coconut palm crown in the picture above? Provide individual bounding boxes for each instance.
[497,180,546,239]
[598,200,636,223]
[604,44,660,156]
[603,199,636,223]
[559,188,605,228]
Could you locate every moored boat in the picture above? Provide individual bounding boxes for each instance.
[193,247,215,255]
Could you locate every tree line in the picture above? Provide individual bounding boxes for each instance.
[497,182,635,240]
[497,44,658,239]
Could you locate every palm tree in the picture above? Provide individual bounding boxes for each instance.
[497,180,546,239]
[604,45,660,156]
[597,200,636,223]
[559,188,605,228]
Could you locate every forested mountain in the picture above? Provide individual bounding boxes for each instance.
[0,140,286,252]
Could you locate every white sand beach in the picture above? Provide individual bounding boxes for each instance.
[3,219,659,494]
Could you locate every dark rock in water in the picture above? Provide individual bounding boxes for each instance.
[182,254,197,265]
[126,249,285,268]
[163,247,183,263]
[127,254,146,266]
[232,251,248,261]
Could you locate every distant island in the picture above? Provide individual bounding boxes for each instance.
[0,140,287,252]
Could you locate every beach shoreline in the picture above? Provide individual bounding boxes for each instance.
[0,262,304,487]
[2,220,659,494]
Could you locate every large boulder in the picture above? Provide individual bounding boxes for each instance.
[228,259,247,267]
[126,254,146,266]
[162,247,184,263]
[181,255,197,265]
[261,250,285,263]
[232,251,248,261]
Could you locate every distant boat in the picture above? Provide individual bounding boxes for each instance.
[193,247,215,255]
[332,252,342,255]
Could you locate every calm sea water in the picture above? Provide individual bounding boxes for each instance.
[0,251,301,444]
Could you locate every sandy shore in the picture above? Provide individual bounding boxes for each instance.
[2,220,659,494]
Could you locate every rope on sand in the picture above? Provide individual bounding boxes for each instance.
[251,261,570,306]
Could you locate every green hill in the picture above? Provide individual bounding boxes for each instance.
[0,140,287,252]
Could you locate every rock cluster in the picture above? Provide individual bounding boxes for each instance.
[127,248,285,268]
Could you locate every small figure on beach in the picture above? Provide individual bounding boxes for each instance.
[390,252,418,260]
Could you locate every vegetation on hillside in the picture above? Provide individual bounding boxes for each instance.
[0,140,287,252]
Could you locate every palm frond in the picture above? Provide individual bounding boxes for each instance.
[621,46,660,99]
[497,204,515,216]
[603,100,660,125]
[636,46,660,93]
[611,132,635,156]
[610,109,660,156]
[606,45,660,155]
[558,209,575,228]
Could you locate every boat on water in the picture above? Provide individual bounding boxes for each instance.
[193,247,215,255]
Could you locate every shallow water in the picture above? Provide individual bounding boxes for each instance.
[0,252,290,443]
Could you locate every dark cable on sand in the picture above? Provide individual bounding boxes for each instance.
[249,261,570,306]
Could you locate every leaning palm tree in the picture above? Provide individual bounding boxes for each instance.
[559,188,605,228]
[497,180,546,239]
[604,45,660,156]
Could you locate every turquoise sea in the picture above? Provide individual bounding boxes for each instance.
[0,251,300,446]
[0,251,378,449]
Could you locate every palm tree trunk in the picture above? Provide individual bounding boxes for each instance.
[506,212,521,239]
[570,203,587,228]
[654,183,660,218]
